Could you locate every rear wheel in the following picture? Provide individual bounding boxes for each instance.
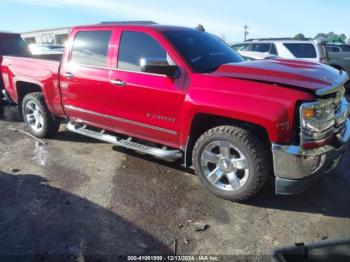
[0,95,3,118]
[22,92,60,138]
[192,125,269,201]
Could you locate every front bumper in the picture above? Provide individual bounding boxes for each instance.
[272,118,350,195]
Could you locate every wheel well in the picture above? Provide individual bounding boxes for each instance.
[16,81,42,118]
[185,113,270,167]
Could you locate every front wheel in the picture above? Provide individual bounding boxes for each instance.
[22,92,60,138]
[192,126,269,201]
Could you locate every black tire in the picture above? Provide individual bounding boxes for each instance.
[0,96,3,119]
[192,125,269,201]
[21,92,60,138]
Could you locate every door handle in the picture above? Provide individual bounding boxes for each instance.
[110,79,126,87]
[63,72,74,79]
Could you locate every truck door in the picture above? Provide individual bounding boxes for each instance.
[60,29,115,128]
[107,30,186,147]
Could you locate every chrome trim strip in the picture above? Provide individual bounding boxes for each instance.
[65,105,177,135]
[66,63,168,77]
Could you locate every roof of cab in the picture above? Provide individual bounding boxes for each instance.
[73,21,195,32]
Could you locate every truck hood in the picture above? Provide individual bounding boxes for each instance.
[211,59,349,95]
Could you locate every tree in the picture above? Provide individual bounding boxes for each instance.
[315,33,327,40]
[339,34,347,43]
[294,33,305,40]
[348,38,350,45]
[196,24,205,32]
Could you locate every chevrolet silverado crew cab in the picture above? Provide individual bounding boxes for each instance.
[1,22,349,201]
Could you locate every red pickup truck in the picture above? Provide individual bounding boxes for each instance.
[1,22,349,201]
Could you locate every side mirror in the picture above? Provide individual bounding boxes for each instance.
[140,58,180,78]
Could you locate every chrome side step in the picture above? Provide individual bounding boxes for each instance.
[67,122,183,161]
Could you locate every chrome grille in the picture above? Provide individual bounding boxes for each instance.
[300,86,347,146]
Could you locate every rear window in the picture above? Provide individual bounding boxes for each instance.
[283,43,317,58]
[71,30,112,67]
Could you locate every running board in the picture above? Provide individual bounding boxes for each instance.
[67,122,183,161]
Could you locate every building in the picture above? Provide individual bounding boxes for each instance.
[21,27,71,46]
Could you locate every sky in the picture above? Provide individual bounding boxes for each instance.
[1,0,349,43]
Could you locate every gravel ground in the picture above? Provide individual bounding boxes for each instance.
[0,104,349,260]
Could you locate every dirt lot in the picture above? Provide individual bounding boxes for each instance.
[0,103,350,259]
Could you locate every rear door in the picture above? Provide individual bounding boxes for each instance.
[60,29,115,128]
[107,30,186,147]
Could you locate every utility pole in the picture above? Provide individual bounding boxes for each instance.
[244,25,249,41]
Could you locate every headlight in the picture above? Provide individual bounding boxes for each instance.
[301,101,335,134]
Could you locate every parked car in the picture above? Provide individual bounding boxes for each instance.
[28,44,65,55]
[1,23,349,201]
[326,43,350,53]
[0,32,30,57]
[0,32,30,108]
[325,44,350,77]
[232,38,324,63]
[232,38,350,86]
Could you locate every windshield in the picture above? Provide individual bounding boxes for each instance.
[163,30,244,73]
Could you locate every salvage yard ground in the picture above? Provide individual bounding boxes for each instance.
[0,102,350,257]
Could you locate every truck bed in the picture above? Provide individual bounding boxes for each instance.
[1,55,64,116]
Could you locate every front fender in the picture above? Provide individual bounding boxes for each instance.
[179,75,314,146]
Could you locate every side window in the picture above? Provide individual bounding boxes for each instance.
[252,43,271,53]
[283,43,317,58]
[341,45,350,52]
[332,47,341,52]
[270,44,278,55]
[71,30,112,67]
[327,46,341,53]
[118,31,172,72]
[232,44,250,51]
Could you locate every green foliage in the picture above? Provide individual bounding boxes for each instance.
[294,33,305,40]
[315,32,347,43]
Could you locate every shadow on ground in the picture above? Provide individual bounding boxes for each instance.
[115,144,350,219]
[0,171,172,260]
[54,130,105,144]
[0,105,21,123]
